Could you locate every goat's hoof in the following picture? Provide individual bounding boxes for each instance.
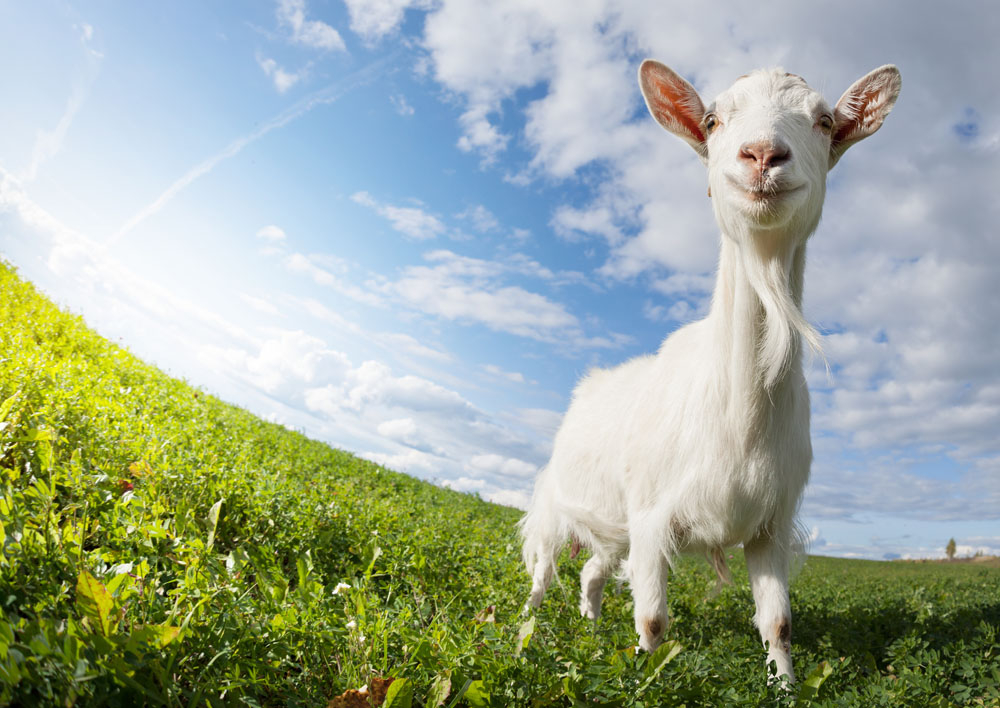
[637,617,665,653]
[639,617,667,654]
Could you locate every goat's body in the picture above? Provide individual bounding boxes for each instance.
[520,60,900,684]
[522,239,811,604]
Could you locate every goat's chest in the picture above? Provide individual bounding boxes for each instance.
[713,405,809,540]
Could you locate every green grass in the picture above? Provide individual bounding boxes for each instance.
[0,259,998,707]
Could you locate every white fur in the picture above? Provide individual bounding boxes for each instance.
[520,61,901,683]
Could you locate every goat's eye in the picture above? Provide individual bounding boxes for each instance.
[818,114,834,132]
[704,114,719,134]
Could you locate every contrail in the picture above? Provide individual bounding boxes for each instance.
[106,54,395,248]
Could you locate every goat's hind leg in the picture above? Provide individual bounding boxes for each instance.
[526,538,561,612]
[579,553,616,620]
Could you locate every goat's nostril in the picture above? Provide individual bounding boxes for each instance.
[769,145,791,166]
[739,141,791,169]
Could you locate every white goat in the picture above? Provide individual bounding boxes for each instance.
[520,60,901,682]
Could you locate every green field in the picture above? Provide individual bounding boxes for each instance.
[1,260,998,707]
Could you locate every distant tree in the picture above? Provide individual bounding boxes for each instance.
[946,537,957,561]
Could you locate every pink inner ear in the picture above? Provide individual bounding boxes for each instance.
[834,81,890,145]
[645,70,705,144]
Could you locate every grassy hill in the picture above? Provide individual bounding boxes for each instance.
[0,260,998,707]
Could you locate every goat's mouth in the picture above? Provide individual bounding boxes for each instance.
[727,176,802,204]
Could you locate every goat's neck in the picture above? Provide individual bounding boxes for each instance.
[707,231,809,429]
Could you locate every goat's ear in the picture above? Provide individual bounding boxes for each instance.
[829,65,901,168]
[639,60,707,160]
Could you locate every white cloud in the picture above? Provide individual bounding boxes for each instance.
[293,297,454,367]
[465,453,537,480]
[344,0,430,42]
[257,55,305,93]
[363,448,438,474]
[456,105,509,163]
[377,417,419,444]
[256,224,287,241]
[442,476,488,493]
[807,526,825,547]
[386,250,622,348]
[486,488,531,510]
[351,191,446,240]
[277,0,346,51]
[455,204,499,233]
[377,332,452,364]
[482,364,525,384]
[305,360,475,417]
[205,329,352,397]
[513,408,563,441]
[551,204,624,246]
[390,93,415,116]
[390,250,576,340]
[643,299,702,324]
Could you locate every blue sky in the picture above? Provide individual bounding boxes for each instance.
[2,0,999,560]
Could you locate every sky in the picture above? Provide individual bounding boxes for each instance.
[1,0,998,561]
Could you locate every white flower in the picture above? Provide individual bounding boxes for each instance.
[346,620,357,630]
[333,582,351,595]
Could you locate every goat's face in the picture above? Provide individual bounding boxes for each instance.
[639,61,901,241]
[704,71,831,234]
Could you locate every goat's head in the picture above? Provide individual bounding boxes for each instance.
[639,61,901,243]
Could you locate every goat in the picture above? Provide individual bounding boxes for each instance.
[520,60,901,683]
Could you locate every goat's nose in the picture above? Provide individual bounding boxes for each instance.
[739,141,791,170]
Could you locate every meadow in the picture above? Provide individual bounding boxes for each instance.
[0,260,998,706]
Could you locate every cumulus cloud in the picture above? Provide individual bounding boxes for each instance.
[277,0,346,51]
[204,329,352,398]
[363,448,438,474]
[441,476,487,493]
[465,453,537,480]
[455,204,500,233]
[377,417,419,443]
[486,487,531,510]
[257,55,305,93]
[344,0,431,42]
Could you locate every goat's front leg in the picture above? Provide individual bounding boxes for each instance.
[744,532,795,684]
[627,523,669,652]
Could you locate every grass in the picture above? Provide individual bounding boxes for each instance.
[0,259,998,707]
